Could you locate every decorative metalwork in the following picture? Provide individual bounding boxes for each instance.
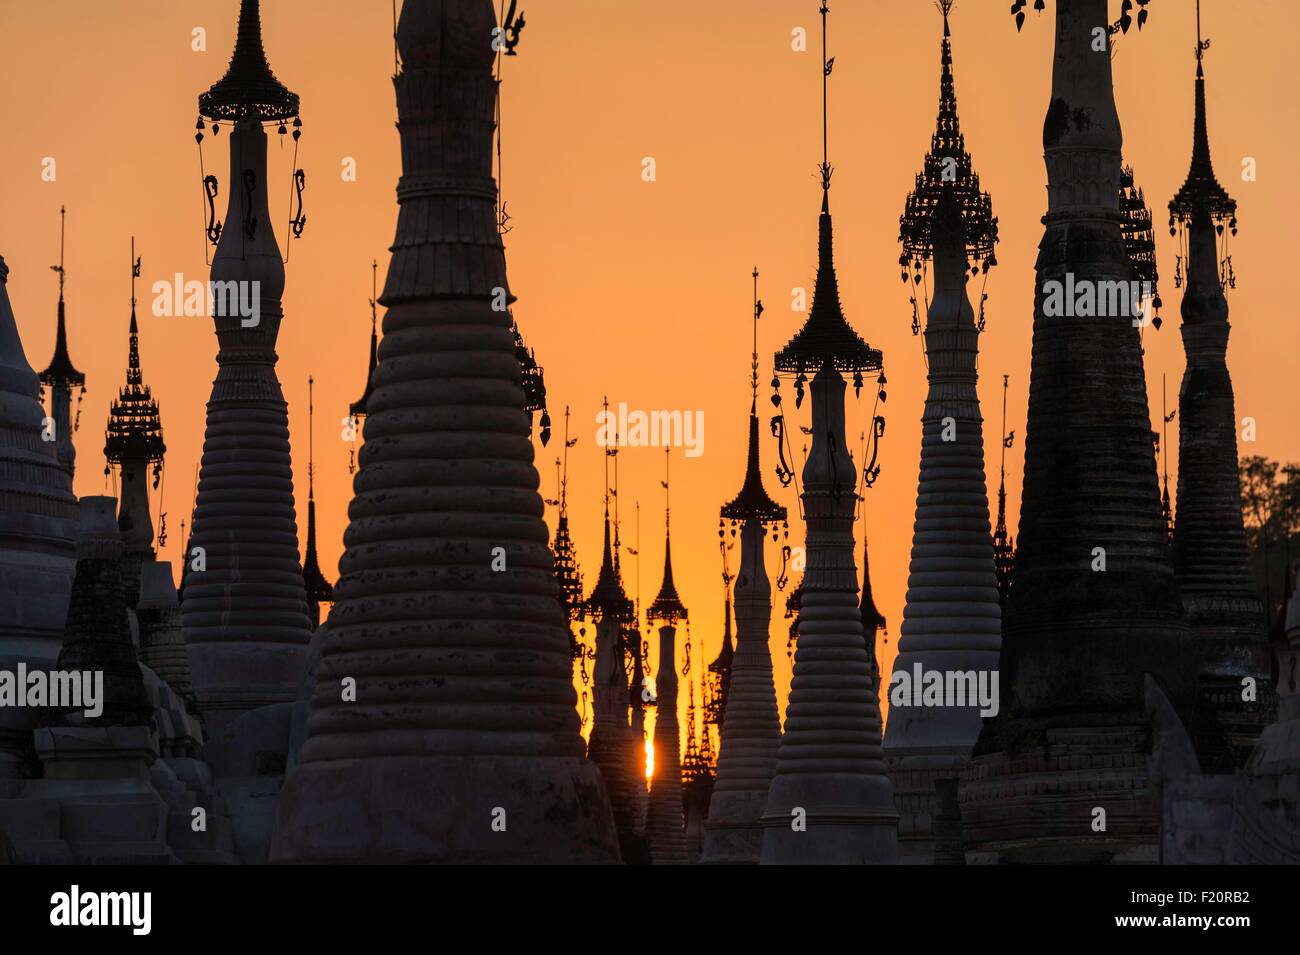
[1010,0,1152,34]
[289,168,307,239]
[1119,164,1162,327]
[898,2,998,282]
[500,0,526,56]
[197,0,300,124]
[104,239,165,472]
[202,175,223,246]
[194,0,306,254]
[511,319,551,446]
[39,206,87,410]
[1168,0,1238,291]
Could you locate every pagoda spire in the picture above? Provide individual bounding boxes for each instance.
[761,1,897,865]
[645,450,688,865]
[992,374,1016,610]
[962,0,1193,864]
[349,260,379,421]
[582,398,642,860]
[301,375,334,630]
[702,270,788,864]
[39,206,85,477]
[885,0,1002,864]
[273,0,617,864]
[550,407,584,656]
[1169,0,1270,770]
[104,237,166,608]
[182,0,314,732]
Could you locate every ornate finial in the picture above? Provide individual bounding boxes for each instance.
[899,2,998,279]
[751,267,763,402]
[725,273,787,527]
[198,0,300,123]
[301,372,334,615]
[1169,0,1237,237]
[772,3,883,381]
[937,0,955,36]
[648,449,688,624]
[105,237,165,471]
[308,374,316,499]
[51,205,66,299]
[41,207,85,390]
[350,260,381,419]
[819,2,834,200]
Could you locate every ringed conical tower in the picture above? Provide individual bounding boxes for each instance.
[702,270,788,865]
[884,1,1002,865]
[961,0,1194,864]
[272,0,618,863]
[1168,0,1271,770]
[181,0,313,730]
[760,2,897,865]
[0,255,79,779]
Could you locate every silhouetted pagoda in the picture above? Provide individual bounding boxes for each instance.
[760,2,897,865]
[182,0,313,730]
[38,207,84,478]
[104,241,165,609]
[645,457,688,865]
[274,0,617,864]
[349,262,379,423]
[583,481,642,861]
[884,0,1001,864]
[701,271,787,865]
[1168,0,1271,769]
[962,0,1194,864]
[300,376,333,630]
[992,376,1016,611]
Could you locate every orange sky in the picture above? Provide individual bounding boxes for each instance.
[2,1,1297,753]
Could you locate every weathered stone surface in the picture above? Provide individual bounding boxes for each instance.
[962,0,1193,863]
[55,497,153,729]
[137,561,199,720]
[0,255,78,779]
[271,0,617,864]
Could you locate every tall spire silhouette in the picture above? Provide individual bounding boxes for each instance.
[104,237,166,608]
[182,0,313,731]
[301,376,333,630]
[992,375,1016,610]
[39,206,84,477]
[885,0,1002,864]
[645,449,688,865]
[761,2,897,865]
[274,0,618,864]
[962,0,1193,864]
[702,269,788,865]
[1169,0,1270,770]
